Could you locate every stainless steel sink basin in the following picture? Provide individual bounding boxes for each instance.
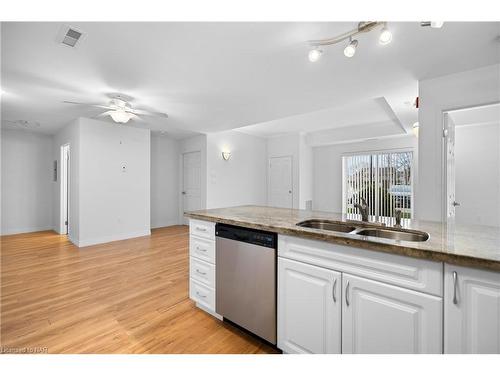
[296,219,356,233]
[356,228,429,242]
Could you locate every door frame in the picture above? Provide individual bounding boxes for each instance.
[181,150,202,225]
[442,101,500,225]
[267,155,293,209]
[60,143,70,235]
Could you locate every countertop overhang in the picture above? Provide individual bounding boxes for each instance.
[185,205,500,272]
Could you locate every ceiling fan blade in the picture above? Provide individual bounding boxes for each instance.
[130,108,168,118]
[63,101,114,110]
[129,113,146,122]
[94,111,113,118]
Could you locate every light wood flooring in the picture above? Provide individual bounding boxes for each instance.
[0,226,278,354]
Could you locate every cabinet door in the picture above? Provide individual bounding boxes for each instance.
[278,257,341,354]
[342,274,442,353]
[444,264,500,353]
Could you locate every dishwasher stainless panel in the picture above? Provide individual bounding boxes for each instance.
[216,226,277,344]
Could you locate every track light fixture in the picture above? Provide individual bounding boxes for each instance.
[420,21,444,28]
[307,21,391,60]
[343,38,358,57]
[308,47,323,62]
[379,23,393,45]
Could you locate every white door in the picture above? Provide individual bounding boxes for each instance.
[445,113,457,230]
[444,264,500,353]
[342,274,442,354]
[60,144,70,235]
[268,156,293,209]
[278,257,341,354]
[182,151,201,224]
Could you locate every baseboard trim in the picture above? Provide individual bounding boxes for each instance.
[1,226,54,236]
[75,230,151,248]
[151,220,180,229]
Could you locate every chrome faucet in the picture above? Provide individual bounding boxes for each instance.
[354,197,369,222]
[394,210,402,228]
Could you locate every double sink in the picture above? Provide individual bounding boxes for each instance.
[296,219,429,242]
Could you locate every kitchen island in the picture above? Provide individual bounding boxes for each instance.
[185,205,500,354]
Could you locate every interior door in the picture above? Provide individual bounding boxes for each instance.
[268,156,293,208]
[342,273,442,354]
[444,264,500,353]
[278,257,341,354]
[445,113,457,231]
[182,151,201,223]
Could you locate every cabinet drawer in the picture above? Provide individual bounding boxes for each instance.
[190,278,216,312]
[189,219,215,240]
[190,257,216,288]
[279,235,443,296]
[190,235,216,264]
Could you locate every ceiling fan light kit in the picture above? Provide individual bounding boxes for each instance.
[63,93,168,124]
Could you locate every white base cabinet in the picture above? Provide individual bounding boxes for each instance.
[342,274,442,354]
[278,258,341,354]
[444,264,500,353]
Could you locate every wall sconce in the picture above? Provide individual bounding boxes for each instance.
[222,150,231,161]
[412,122,419,137]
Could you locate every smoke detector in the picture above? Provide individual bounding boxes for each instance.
[57,25,85,48]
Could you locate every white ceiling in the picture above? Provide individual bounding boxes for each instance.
[449,103,500,128]
[1,22,499,138]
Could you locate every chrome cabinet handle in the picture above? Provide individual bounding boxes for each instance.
[196,226,207,232]
[332,278,337,302]
[196,246,207,252]
[196,269,206,275]
[196,291,207,298]
[453,271,458,305]
[345,280,350,307]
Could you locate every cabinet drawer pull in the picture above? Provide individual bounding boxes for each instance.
[196,246,207,252]
[332,278,337,302]
[196,291,207,298]
[452,271,458,305]
[196,269,207,275]
[196,226,207,232]
[345,280,350,307]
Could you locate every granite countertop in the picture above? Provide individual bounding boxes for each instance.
[185,205,500,272]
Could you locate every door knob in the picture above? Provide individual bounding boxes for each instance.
[182,191,186,195]
[452,201,460,207]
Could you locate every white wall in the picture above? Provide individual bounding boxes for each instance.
[455,122,500,226]
[299,134,313,209]
[151,133,179,228]
[76,118,150,247]
[418,64,500,221]
[313,135,417,214]
[1,129,53,234]
[206,130,267,208]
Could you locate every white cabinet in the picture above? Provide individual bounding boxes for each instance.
[342,273,442,353]
[444,264,500,353]
[278,257,341,353]
[188,219,220,319]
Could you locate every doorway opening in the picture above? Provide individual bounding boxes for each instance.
[60,144,70,235]
[443,102,500,228]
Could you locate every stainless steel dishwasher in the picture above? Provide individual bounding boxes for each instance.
[216,223,277,345]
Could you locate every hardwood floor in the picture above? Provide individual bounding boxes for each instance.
[0,226,278,354]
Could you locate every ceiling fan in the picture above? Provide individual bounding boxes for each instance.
[63,93,168,124]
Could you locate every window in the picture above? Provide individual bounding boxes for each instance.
[342,150,413,225]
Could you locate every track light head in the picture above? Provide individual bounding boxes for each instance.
[308,47,323,62]
[379,25,392,45]
[344,39,358,58]
[421,21,444,28]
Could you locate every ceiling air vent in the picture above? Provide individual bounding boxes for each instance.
[57,25,84,48]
